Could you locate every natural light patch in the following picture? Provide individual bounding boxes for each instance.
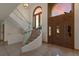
[36,15,39,28]
[34,7,42,15]
[51,3,72,16]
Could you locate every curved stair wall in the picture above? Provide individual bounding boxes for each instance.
[10,10,29,31]
[21,31,42,53]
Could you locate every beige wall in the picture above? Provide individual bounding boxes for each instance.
[0,3,18,20]
[17,4,31,23]
[74,4,79,49]
[4,17,23,44]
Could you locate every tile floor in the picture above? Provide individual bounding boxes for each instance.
[0,42,79,56]
[0,42,22,56]
[22,43,79,56]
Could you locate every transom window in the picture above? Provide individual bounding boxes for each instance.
[51,3,72,17]
[34,7,42,15]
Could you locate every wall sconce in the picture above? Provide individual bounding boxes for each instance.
[23,3,28,8]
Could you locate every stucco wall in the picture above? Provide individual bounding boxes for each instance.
[17,4,31,24]
[74,4,79,49]
[4,17,23,44]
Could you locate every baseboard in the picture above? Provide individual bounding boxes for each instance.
[74,48,79,51]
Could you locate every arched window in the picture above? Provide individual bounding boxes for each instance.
[51,3,72,17]
[33,6,42,29]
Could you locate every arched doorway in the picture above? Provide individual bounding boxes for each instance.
[33,6,42,29]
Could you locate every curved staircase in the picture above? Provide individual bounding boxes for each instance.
[9,8,42,53]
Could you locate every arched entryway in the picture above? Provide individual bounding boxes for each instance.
[33,6,42,29]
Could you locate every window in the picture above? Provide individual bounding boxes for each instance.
[51,3,72,17]
[36,15,39,28]
[33,6,42,29]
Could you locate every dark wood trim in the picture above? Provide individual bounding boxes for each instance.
[3,24,5,41]
[39,14,40,27]
[33,12,42,16]
[0,23,5,42]
[73,3,74,49]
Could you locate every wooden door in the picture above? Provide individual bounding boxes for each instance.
[48,13,74,49]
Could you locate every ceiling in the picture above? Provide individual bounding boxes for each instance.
[0,3,18,20]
